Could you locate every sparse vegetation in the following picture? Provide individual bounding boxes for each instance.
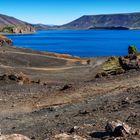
[128,45,138,54]
[1,26,14,33]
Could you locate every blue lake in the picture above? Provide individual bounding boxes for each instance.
[6,30,140,57]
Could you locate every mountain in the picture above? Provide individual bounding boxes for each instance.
[1,12,140,32]
[61,12,140,30]
[33,24,60,30]
[0,14,35,33]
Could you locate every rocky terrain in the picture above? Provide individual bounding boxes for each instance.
[60,12,140,30]
[0,14,35,34]
[0,39,139,140]
[0,35,13,46]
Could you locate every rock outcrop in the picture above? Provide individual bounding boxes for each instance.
[12,26,35,34]
[95,53,140,78]
[119,53,140,70]
[51,133,86,140]
[0,134,31,140]
[0,72,48,85]
[0,73,31,84]
[0,14,35,33]
[104,120,140,139]
[0,35,12,46]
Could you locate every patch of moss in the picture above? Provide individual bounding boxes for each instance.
[102,57,123,73]
[128,45,138,54]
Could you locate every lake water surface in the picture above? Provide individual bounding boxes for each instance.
[7,30,140,57]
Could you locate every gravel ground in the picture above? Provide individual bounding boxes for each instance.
[0,46,139,140]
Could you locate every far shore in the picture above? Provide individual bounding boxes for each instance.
[0,32,36,35]
[1,28,140,36]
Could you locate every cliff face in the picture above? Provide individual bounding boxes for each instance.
[0,14,35,33]
[12,26,35,34]
[61,12,140,30]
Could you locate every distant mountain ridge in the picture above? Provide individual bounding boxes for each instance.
[1,12,140,32]
[0,14,35,33]
[33,24,59,30]
[61,12,140,30]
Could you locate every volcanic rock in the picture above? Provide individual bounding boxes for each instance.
[105,120,140,138]
[0,36,12,47]
[52,133,86,140]
[0,134,31,140]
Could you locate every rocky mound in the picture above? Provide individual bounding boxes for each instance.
[0,134,31,140]
[120,53,140,70]
[51,133,86,140]
[0,73,31,84]
[0,35,12,46]
[95,53,140,78]
[0,72,50,86]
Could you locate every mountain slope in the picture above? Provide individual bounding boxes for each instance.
[33,24,60,30]
[33,24,52,30]
[61,12,140,30]
[0,14,35,33]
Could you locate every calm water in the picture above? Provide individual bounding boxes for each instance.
[6,30,140,57]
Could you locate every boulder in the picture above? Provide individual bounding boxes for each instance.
[0,134,31,140]
[52,133,86,140]
[119,54,140,70]
[105,120,138,138]
[0,73,31,84]
[17,72,31,84]
[60,84,72,91]
[0,74,8,80]
[8,74,19,81]
[95,72,108,78]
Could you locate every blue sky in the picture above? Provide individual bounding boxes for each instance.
[1,0,140,25]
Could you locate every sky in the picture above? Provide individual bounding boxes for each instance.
[1,0,140,25]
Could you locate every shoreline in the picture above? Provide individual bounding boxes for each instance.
[0,32,36,35]
[1,28,140,36]
[11,46,124,59]
[1,30,138,58]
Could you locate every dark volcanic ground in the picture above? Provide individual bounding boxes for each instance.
[0,46,139,140]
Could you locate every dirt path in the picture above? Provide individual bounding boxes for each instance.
[2,51,87,63]
[0,64,90,71]
[3,51,63,59]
